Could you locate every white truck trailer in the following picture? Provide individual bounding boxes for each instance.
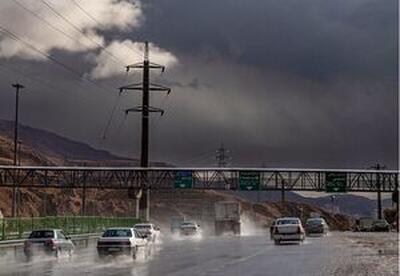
[214,201,241,235]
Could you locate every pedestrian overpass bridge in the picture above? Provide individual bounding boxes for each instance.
[0,166,397,192]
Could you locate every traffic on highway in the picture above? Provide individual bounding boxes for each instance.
[0,203,398,276]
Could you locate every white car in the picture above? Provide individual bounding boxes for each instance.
[179,221,200,236]
[97,227,148,259]
[134,223,160,242]
[273,217,305,245]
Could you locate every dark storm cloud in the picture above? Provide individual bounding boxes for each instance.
[155,78,203,90]
[139,0,397,81]
[132,0,398,168]
[0,0,397,169]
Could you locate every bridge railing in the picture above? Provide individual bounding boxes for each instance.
[0,166,398,192]
[0,216,139,240]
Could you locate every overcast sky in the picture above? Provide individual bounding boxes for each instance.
[0,0,398,169]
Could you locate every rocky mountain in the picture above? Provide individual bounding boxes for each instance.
[227,191,393,218]
[0,119,353,230]
[0,119,170,166]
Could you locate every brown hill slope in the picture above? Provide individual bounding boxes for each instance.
[0,120,352,230]
[0,188,352,231]
[0,119,136,166]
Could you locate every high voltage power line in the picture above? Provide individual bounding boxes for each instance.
[0,63,93,104]
[10,0,142,67]
[40,0,129,66]
[10,0,91,52]
[5,0,146,140]
[70,0,144,59]
[0,25,113,94]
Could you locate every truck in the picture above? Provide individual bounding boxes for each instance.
[354,217,374,232]
[214,201,241,236]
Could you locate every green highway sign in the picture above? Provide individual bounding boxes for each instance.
[325,172,347,193]
[174,171,193,189]
[239,171,260,191]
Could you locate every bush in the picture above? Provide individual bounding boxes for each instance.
[383,208,398,225]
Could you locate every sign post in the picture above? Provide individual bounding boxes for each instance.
[239,171,260,191]
[325,172,347,193]
[174,171,193,189]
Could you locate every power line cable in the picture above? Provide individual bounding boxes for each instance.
[40,0,127,66]
[101,92,121,140]
[0,62,93,103]
[70,0,144,59]
[10,0,132,90]
[10,0,91,50]
[180,150,216,165]
[0,25,113,94]
[101,70,131,139]
[115,112,128,135]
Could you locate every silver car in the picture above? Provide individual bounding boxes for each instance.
[97,227,148,259]
[24,229,74,260]
[134,223,160,243]
[273,217,305,245]
[305,218,329,235]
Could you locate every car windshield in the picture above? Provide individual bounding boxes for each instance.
[277,219,299,225]
[307,219,323,225]
[135,225,151,230]
[102,229,132,237]
[29,230,54,239]
[181,222,196,227]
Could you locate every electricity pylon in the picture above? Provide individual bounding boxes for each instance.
[119,41,171,221]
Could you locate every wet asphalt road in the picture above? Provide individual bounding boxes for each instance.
[0,232,398,276]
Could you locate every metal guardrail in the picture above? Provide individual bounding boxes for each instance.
[0,216,139,241]
[0,232,100,249]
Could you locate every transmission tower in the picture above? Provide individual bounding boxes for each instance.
[216,143,231,167]
[119,41,171,221]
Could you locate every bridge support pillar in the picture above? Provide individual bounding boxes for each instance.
[81,184,86,216]
[138,189,150,221]
[377,173,382,219]
[281,179,285,204]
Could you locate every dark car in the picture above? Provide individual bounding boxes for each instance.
[24,229,74,260]
[305,218,329,235]
[371,219,390,232]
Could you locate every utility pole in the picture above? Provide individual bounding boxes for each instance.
[371,163,385,219]
[11,83,24,217]
[119,41,171,221]
[216,143,230,191]
[330,195,336,213]
[216,143,230,167]
[17,140,22,166]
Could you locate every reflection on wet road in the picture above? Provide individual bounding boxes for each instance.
[0,232,398,276]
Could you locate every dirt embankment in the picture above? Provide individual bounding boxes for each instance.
[151,190,352,231]
[0,123,352,230]
[0,188,352,231]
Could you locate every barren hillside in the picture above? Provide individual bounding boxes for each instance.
[0,120,352,230]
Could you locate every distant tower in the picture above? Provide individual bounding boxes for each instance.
[216,143,231,167]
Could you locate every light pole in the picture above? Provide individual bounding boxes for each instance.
[11,83,24,217]
[331,195,336,214]
[17,140,22,166]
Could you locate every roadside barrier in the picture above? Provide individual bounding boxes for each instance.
[0,216,139,240]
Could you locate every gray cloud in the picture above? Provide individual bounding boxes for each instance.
[0,0,397,169]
